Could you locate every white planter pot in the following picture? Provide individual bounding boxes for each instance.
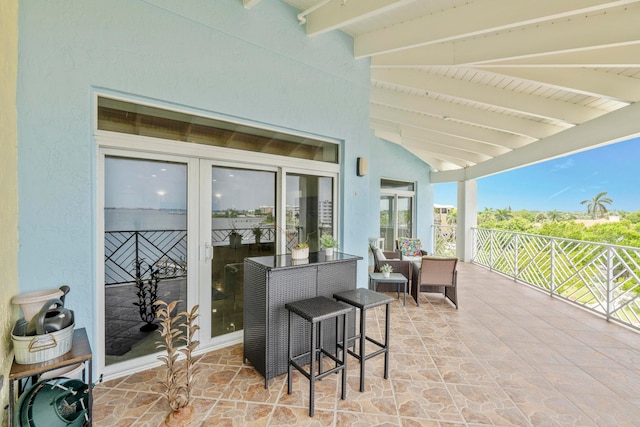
[383,272,391,278]
[291,246,309,260]
[324,247,334,257]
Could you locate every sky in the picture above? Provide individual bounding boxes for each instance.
[434,137,640,213]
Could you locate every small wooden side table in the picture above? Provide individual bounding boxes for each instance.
[369,272,408,306]
[9,327,93,426]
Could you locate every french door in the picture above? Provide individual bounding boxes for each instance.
[199,162,277,340]
[380,180,415,252]
[99,150,336,377]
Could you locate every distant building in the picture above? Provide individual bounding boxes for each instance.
[575,215,620,227]
[434,204,455,225]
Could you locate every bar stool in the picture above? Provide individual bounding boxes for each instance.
[285,296,351,417]
[333,288,393,392]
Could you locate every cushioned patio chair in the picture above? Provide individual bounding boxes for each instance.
[369,244,412,293]
[395,237,428,262]
[411,256,459,309]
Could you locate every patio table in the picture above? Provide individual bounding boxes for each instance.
[369,272,408,306]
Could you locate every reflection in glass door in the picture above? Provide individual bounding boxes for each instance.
[208,166,276,338]
[380,180,415,252]
[286,174,334,251]
[103,156,188,366]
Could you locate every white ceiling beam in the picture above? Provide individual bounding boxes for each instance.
[242,0,262,8]
[371,118,510,157]
[478,66,640,103]
[370,104,534,150]
[400,126,511,158]
[372,68,604,124]
[355,0,635,58]
[431,101,640,183]
[479,43,640,67]
[373,128,402,145]
[371,3,640,67]
[400,143,474,170]
[370,86,565,139]
[305,0,412,36]
[402,137,490,164]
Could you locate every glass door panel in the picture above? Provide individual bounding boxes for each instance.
[208,166,276,338]
[397,196,413,240]
[104,156,188,366]
[286,174,334,251]
[379,195,395,251]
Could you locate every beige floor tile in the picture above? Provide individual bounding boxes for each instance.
[93,262,640,426]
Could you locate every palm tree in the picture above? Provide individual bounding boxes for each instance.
[547,210,564,222]
[494,208,513,222]
[581,191,613,219]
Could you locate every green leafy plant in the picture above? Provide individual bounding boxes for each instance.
[155,300,200,424]
[319,233,338,249]
[380,264,393,274]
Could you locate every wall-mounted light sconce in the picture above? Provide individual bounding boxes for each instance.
[357,157,368,176]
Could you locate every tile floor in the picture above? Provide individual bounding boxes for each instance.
[93,262,640,426]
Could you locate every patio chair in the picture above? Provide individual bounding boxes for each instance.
[411,256,458,309]
[395,237,428,261]
[369,244,412,293]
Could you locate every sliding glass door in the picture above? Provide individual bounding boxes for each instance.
[103,156,188,366]
[202,164,277,338]
[380,180,415,252]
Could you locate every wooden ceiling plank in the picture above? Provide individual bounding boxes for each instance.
[431,100,640,182]
[370,85,565,138]
[370,104,534,150]
[479,66,640,102]
[372,68,605,123]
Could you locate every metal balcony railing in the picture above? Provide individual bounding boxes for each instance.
[472,227,640,331]
[104,225,305,285]
[433,225,457,257]
[105,230,188,285]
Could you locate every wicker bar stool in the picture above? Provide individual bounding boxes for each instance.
[333,288,393,392]
[285,296,351,417]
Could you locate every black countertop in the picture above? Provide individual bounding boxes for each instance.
[245,251,362,270]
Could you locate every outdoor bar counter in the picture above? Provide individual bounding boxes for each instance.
[244,251,362,387]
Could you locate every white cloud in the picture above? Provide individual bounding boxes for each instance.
[551,158,575,171]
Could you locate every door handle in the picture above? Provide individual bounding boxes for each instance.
[203,243,213,261]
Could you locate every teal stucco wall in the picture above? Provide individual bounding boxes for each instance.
[16,0,430,366]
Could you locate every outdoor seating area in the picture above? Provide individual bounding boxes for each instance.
[93,262,640,425]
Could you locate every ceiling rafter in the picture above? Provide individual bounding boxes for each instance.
[478,67,640,103]
[371,118,511,157]
[304,0,413,36]
[370,104,534,150]
[370,85,565,138]
[372,68,606,123]
[355,0,636,58]
[271,1,640,175]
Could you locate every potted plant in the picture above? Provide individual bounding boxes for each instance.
[380,263,393,278]
[252,226,263,244]
[228,221,242,248]
[320,233,338,257]
[291,242,309,260]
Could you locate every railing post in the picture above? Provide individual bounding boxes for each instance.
[606,246,613,321]
[489,229,494,271]
[514,234,519,280]
[135,231,140,279]
[549,239,554,297]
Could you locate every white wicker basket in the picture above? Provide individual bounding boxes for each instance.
[12,323,74,364]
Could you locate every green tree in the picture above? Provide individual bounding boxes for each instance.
[547,210,564,222]
[580,191,613,219]
[494,208,513,222]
